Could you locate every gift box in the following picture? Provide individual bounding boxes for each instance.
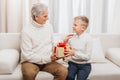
[53,42,71,58]
[56,47,64,58]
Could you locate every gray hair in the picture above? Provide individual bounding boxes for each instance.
[31,3,48,20]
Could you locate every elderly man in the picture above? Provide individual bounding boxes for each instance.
[21,3,67,80]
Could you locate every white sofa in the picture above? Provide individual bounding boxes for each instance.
[0,33,120,80]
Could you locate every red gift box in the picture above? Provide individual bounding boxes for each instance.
[54,42,67,58]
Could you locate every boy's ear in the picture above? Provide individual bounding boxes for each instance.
[81,26,86,31]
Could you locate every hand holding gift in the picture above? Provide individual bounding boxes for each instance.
[64,48,75,57]
[50,53,58,61]
[53,42,72,58]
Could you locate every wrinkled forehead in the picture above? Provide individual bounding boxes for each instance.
[37,9,48,16]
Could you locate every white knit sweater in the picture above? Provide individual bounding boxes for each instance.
[68,33,93,64]
[21,20,53,64]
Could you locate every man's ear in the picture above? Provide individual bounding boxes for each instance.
[35,16,38,21]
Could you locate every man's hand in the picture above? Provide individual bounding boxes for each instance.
[51,53,57,62]
[50,53,62,61]
[64,34,74,43]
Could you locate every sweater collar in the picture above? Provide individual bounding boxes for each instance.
[31,19,45,28]
[74,32,85,38]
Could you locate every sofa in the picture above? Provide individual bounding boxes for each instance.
[0,33,120,80]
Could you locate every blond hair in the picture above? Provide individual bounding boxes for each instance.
[74,16,89,27]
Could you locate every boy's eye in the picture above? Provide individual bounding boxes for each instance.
[74,24,77,26]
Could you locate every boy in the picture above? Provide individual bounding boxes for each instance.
[64,16,92,80]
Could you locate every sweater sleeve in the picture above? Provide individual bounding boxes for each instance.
[21,31,51,64]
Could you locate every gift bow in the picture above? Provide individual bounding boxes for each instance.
[57,42,66,49]
[54,42,67,54]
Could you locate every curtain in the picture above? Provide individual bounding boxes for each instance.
[0,0,22,33]
[49,0,120,34]
[22,0,49,30]
[0,0,48,33]
[0,0,120,34]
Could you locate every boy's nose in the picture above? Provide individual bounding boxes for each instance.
[72,26,75,29]
[72,27,75,30]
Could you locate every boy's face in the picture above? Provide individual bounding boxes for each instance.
[73,19,86,35]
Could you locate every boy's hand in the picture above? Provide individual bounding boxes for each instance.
[64,49,75,57]
[64,34,74,43]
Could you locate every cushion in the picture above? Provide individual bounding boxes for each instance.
[0,49,19,74]
[36,71,54,80]
[0,64,22,80]
[90,38,106,63]
[106,48,120,67]
[89,59,120,80]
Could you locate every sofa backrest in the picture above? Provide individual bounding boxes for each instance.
[53,33,120,54]
[0,33,120,54]
[91,34,120,54]
[0,33,21,52]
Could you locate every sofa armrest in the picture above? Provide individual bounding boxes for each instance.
[0,49,19,74]
[106,48,120,67]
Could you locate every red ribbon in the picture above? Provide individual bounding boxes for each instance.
[54,42,67,54]
[57,42,66,49]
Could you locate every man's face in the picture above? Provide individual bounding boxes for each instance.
[73,20,86,34]
[35,10,48,24]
